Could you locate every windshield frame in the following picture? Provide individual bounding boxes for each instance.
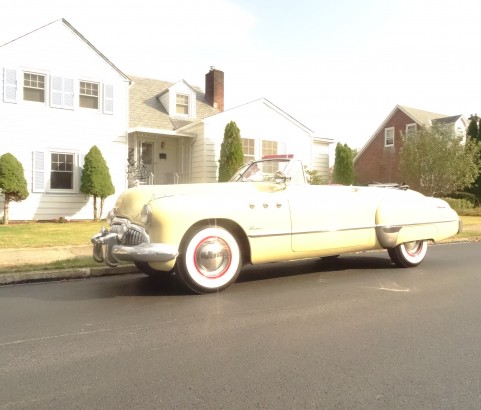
[229,158,306,184]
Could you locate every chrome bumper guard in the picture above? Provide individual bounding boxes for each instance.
[91,226,178,267]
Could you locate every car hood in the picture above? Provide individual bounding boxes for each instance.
[113,181,286,219]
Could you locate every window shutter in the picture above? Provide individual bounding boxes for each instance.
[103,84,113,114]
[50,77,74,109]
[32,151,46,193]
[3,68,17,103]
[50,76,63,108]
[64,78,74,109]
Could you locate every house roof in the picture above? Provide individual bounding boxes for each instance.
[128,75,219,132]
[398,105,447,126]
[432,114,464,125]
[0,19,130,83]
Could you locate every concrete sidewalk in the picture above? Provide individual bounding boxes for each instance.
[0,245,138,286]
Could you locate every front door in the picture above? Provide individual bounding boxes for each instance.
[139,141,154,184]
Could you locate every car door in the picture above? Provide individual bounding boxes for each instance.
[288,185,375,253]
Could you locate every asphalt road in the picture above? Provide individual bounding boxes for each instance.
[1,243,480,409]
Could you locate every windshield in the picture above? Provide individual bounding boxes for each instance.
[229,158,306,184]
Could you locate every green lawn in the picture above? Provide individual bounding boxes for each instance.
[0,221,104,248]
[0,216,480,249]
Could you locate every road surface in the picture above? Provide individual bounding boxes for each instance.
[1,243,480,409]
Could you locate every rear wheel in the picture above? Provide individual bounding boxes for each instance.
[176,225,242,294]
[388,240,428,268]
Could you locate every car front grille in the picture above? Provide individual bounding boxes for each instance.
[111,218,149,246]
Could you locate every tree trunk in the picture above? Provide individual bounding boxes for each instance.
[3,197,9,225]
[100,197,105,220]
[93,195,98,221]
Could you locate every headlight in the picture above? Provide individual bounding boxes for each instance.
[141,204,153,225]
[106,208,117,225]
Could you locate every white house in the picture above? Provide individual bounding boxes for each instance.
[1,20,333,222]
[0,19,130,221]
[128,69,333,186]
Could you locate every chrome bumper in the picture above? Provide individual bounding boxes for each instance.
[91,227,178,267]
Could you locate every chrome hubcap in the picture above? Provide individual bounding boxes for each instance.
[194,237,231,278]
[404,241,422,256]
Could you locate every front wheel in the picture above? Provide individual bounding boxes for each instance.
[176,226,242,294]
[388,240,428,268]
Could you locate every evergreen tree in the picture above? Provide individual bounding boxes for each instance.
[466,115,481,199]
[332,143,355,185]
[80,145,115,221]
[218,121,244,182]
[0,153,29,225]
[467,115,479,141]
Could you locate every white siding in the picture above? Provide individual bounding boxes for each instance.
[0,20,129,221]
[196,99,331,182]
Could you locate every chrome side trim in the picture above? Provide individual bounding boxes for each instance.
[246,219,459,239]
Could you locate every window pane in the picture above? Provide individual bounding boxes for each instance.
[80,81,99,109]
[50,153,74,189]
[242,138,255,163]
[23,73,45,102]
[176,94,189,115]
[262,140,278,157]
[385,128,394,146]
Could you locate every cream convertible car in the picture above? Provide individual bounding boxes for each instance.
[92,156,461,293]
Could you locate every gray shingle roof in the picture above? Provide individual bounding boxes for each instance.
[399,105,447,126]
[128,75,219,131]
[432,115,463,125]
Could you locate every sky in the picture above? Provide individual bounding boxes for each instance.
[2,0,481,150]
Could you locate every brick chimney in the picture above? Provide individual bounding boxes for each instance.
[205,67,224,112]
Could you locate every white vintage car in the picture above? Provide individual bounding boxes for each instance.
[92,156,461,293]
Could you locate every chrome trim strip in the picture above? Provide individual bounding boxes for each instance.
[246,219,459,239]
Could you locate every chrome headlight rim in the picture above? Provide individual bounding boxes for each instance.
[106,208,117,225]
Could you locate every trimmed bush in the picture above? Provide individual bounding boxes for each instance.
[0,153,29,225]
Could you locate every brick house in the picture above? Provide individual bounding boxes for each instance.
[354,105,467,185]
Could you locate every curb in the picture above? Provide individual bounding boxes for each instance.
[0,264,139,286]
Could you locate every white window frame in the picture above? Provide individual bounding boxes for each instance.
[405,123,417,136]
[23,71,46,103]
[175,93,190,116]
[384,127,394,147]
[32,150,80,193]
[79,80,99,110]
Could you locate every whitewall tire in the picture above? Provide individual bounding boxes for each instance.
[177,226,242,293]
[388,240,428,268]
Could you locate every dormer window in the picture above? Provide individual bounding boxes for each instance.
[176,94,189,115]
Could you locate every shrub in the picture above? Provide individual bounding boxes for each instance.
[306,169,328,185]
[0,153,29,225]
[440,197,474,211]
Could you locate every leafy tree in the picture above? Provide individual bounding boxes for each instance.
[80,145,115,221]
[399,124,481,196]
[332,143,355,185]
[467,115,479,142]
[466,115,481,199]
[0,153,29,225]
[218,121,244,182]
